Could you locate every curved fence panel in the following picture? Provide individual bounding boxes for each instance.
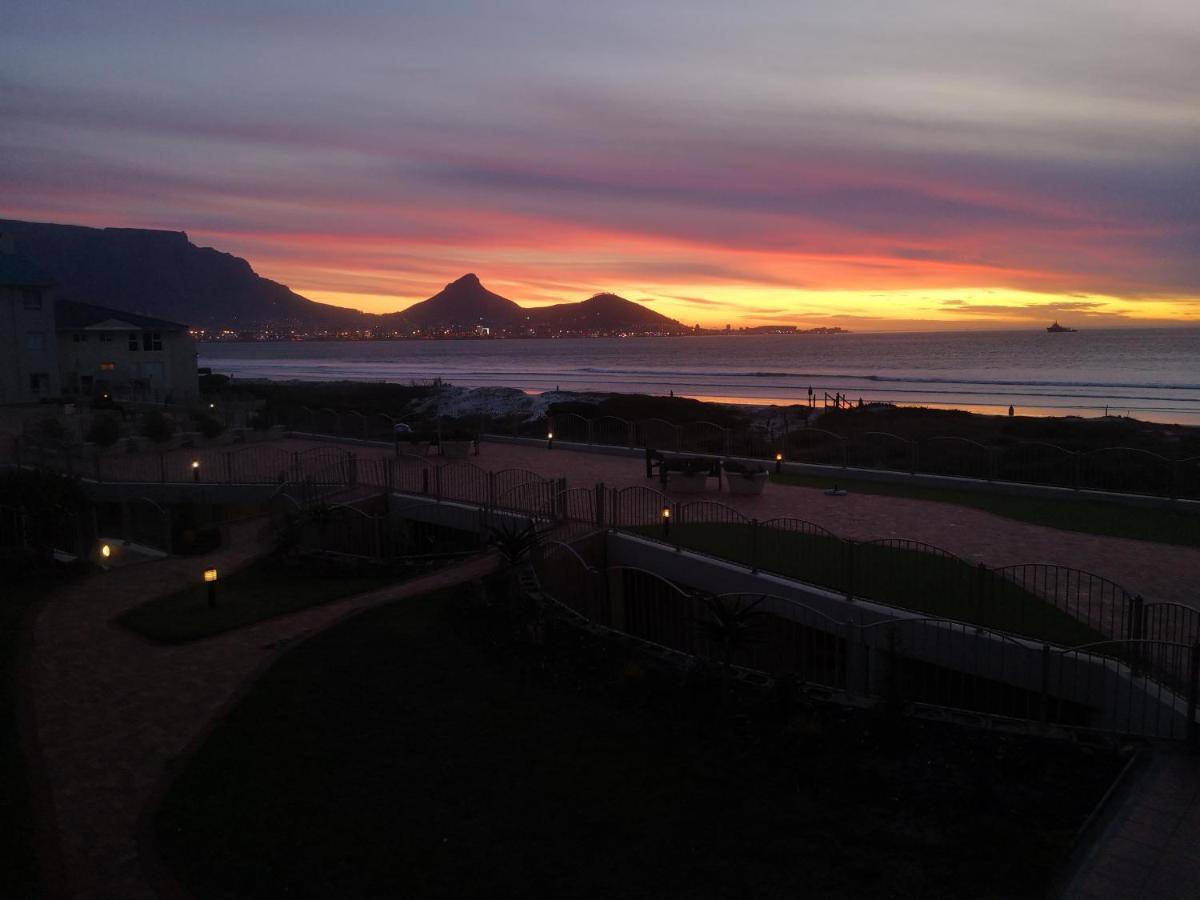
[615,566,701,655]
[847,431,915,473]
[228,445,294,484]
[780,428,845,466]
[1078,447,1173,497]
[1050,640,1195,740]
[679,421,729,455]
[550,413,591,444]
[493,468,548,501]
[995,441,1076,488]
[635,418,679,452]
[537,541,609,625]
[593,415,633,448]
[555,487,597,525]
[314,407,340,437]
[986,564,1131,644]
[756,518,847,592]
[669,499,751,558]
[295,447,354,485]
[1,504,28,549]
[713,592,848,689]
[611,485,670,530]
[920,436,993,480]
[726,425,774,461]
[128,497,171,553]
[436,461,490,505]
[495,480,555,517]
[342,410,369,440]
[853,539,976,620]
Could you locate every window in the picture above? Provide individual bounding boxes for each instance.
[21,288,42,310]
[25,332,45,352]
[128,333,139,351]
[29,373,48,394]
[99,333,113,343]
[143,331,163,351]
[72,333,88,343]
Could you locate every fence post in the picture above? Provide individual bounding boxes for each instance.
[975,563,988,631]
[750,519,759,573]
[1188,642,1200,747]
[435,466,442,501]
[1071,452,1081,491]
[1039,643,1051,724]
[909,441,917,475]
[595,482,605,526]
[845,540,856,601]
[225,450,233,484]
[293,451,301,484]
[488,471,496,511]
[159,452,166,484]
[421,467,429,495]
[1129,594,1145,641]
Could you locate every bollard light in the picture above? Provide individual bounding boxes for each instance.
[101,543,111,559]
[775,451,783,474]
[204,568,218,582]
[204,568,219,607]
[546,430,554,450]
[192,459,200,481]
[661,504,671,537]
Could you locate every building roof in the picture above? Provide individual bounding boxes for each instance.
[55,298,190,332]
[0,253,54,287]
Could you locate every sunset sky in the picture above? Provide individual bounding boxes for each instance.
[2,1,1198,329]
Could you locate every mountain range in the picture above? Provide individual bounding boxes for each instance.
[0,218,688,334]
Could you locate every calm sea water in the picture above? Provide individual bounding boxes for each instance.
[199,328,1200,425]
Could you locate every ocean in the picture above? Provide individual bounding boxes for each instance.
[199,328,1200,425]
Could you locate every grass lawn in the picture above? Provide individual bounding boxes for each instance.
[642,523,1102,646]
[772,470,1200,547]
[117,557,402,643]
[155,584,1123,899]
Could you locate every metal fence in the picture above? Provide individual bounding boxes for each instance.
[532,546,1200,742]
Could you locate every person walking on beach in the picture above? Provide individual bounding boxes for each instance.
[1008,405,1015,416]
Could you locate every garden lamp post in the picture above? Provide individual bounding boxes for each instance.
[547,430,554,450]
[661,504,671,538]
[775,452,783,474]
[204,568,218,607]
[192,459,200,482]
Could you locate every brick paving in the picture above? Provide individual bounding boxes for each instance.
[25,519,495,900]
[288,437,1200,607]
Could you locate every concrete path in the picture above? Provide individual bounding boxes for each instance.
[1064,749,1200,899]
[24,519,494,900]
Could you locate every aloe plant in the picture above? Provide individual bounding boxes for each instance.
[696,593,765,702]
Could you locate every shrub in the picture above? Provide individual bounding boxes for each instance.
[249,413,271,431]
[141,410,175,443]
[86,416,121,447]
[194,414,225,439]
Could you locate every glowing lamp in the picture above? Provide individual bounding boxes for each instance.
[192,458,201,481]
[203,568,218,582]
[101,543,111,559]
[775,451,783,473]
[660,504,671,537]
[546,430,555,450]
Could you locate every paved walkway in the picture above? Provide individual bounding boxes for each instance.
[1064,749,1200,899]
[286,438,1200,607]
[25,519,495,900]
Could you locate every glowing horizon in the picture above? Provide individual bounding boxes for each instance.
[2,2,1197,330]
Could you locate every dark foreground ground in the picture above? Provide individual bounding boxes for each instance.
[156,582,1125,899]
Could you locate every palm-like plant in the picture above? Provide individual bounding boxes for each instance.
[697,593,766,702]
[490,518,541,568]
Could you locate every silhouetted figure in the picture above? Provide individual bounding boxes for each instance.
[1008,405,1015,417]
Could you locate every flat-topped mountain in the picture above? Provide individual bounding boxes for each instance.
[0,218,359,329]
[0,218,689,334]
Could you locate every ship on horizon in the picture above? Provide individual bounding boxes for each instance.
[1046,321,1077,333]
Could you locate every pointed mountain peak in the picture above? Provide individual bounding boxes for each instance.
[449,272,482,287]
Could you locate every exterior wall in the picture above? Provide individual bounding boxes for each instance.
[58,328,198,404]
[0,283,60,404]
